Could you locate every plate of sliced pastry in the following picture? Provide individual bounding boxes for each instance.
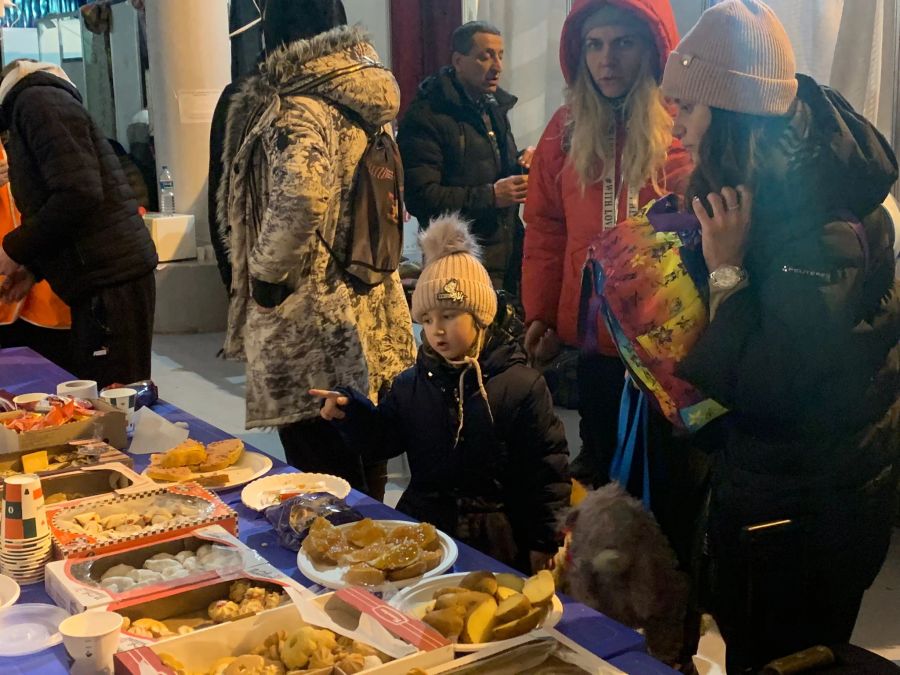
[142,438,272,491]
[296,517,457,591]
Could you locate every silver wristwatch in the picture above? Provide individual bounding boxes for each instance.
[709,265,747,290]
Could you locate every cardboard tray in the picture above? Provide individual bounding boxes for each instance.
[47,483,238,559]
[107,569,311,651]
[20,462,152,507]
[424,629,626,674]
[0,398,128,453]
[114,590,455,675]
[0,441,134,482]
[45,525,276,614]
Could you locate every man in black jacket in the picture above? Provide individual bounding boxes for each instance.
[398,21,532,298]
[0,61,158,386]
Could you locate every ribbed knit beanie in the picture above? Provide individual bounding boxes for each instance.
[661,0,797,116]
[411,214,497,328]
[580,4,649,40]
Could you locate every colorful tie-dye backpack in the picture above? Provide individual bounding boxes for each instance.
[579,194,727,432]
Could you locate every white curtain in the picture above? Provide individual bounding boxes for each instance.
[467,0,571,148]
[829,0,898,143]
[707,0,899,145]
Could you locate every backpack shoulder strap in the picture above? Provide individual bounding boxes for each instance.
[279,60,386,137]
[320,98,379,138]
[834,209,870,275]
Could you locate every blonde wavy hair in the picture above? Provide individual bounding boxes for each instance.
[565,48,672,193]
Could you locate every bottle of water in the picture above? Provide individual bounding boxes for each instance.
[159,165,175,215]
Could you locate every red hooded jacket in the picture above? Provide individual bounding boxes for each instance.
[522,0,691,354]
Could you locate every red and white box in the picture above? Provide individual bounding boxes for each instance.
[45,525,280,613]
[47,482,238,559]
[114,588,454,675]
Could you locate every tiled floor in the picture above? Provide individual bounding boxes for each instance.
[151,332,899,666]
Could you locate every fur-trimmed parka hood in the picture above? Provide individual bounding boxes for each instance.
[244,24,398,129]
[215,24,398,273]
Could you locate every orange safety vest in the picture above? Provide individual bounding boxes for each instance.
[0,147,71,330]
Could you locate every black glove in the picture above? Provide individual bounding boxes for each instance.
[251,278,291,308]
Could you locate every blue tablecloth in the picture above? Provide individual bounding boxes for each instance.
[0,347,648,673]
[609,650,681,674]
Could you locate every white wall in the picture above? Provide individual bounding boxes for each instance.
[671,0,706,37]
[343,0,391,67]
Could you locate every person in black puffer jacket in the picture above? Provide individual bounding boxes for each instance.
[312,214,570,573]
[661,2,899,671]
[0,61,158,386]
[398,22,532,299]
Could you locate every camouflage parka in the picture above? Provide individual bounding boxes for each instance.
[218,26,416,428]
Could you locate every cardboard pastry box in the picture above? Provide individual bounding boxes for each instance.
[45,525,279,614]
[5,462,151,508]
[48,483,238,559]
[115,588,454,675]
[0,398,128,453]
[0,442,134,485]
[425,629,627,674]
[96,568,311,650]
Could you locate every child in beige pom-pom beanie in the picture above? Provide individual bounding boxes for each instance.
[311,214,571,573]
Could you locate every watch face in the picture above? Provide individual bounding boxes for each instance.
[711,266,742,289]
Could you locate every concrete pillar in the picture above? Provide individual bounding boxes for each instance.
[144,0,230,248]
[144,1,231,334]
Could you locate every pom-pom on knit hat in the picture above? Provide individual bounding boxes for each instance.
[411,214,498,328]
[661,0,797,116]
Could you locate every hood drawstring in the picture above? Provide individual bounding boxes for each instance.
[445,330,494,448]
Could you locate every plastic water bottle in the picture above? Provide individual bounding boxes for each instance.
[159,165,175,215]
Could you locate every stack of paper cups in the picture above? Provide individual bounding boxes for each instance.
[1,474,52,584]
[56,380,99,400]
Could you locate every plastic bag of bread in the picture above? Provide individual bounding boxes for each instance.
[264,493,360,551]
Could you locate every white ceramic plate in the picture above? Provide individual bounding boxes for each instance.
[0,574,20,608]
[0,603,70,656]
[390,572,564,652]
[296,519,458,591]
[241,472,352,511]
[142,450,273,492]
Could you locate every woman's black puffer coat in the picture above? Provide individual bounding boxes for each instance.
[0,72,157,304]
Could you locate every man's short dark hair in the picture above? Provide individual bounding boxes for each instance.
[451,21,502,56]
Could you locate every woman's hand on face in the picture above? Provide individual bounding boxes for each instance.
[692,185,753,271]
[309,389,349,421]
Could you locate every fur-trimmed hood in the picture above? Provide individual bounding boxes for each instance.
[216,25,398,257]
[241,24,398,129]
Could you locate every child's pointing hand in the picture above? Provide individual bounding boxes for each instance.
[309,389,349,421]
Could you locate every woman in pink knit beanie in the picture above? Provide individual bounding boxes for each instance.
[661,0,899,671]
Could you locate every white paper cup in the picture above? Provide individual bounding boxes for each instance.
[56,380,99,400]
[60,611,123,675]
[100,388,137,428]
[11,393,50,412]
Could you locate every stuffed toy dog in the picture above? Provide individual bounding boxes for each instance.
[558,483,690,665]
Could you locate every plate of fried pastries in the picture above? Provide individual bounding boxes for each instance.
[142,438,272,491]
[296,517,457,591]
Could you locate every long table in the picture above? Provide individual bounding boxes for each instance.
[0,347,665,674]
